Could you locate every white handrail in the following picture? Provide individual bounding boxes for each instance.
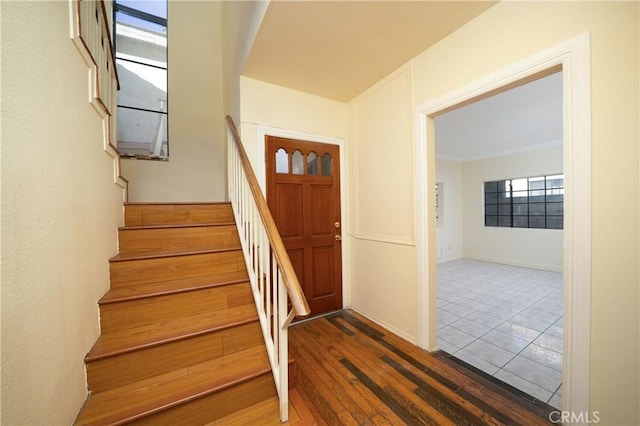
[226,116,309,422]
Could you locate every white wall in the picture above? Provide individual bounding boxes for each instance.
[435,159,463,263]
[462,147,563,272]
[221,1,269,124]
[239,76,348,180]
[348,66,417,341]
[240,2,637,422]
[122,1,226,202]
[435,147,564,271]
[1,2,124,423]
[410,2,638,423]
[348,2,637,423]
[239,68,420,344]
[239,76,350,319]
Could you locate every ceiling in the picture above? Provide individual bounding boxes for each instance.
[243,1,496,102]
[243,1,561,160]
[435,71,563,162]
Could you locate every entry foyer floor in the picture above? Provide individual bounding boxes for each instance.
[290,310,553,425]
[437,259,563,408]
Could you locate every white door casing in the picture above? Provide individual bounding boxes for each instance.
[414,33,591,420]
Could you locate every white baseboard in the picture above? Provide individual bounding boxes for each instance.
[349,307,417,345]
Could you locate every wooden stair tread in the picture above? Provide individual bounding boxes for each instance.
[124,202,231,206]
[99,271,250,304]
[86,304,258,361]
[76,345,270,426]
[124,203,235,227]
[109,245,242,262]
[116,224,241,256]
[212,388,318,426]
[78,201,282,424]
[119,222,236,231]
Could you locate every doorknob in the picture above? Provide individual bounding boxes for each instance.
[335,234,342,241]
[334,221,340,228]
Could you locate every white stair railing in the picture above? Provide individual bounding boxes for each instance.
[226,116,310,422]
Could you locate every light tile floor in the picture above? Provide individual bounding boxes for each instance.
[437,259,563,408]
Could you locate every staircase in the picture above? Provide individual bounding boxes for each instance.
[75,202,279,425]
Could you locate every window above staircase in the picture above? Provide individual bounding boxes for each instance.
[114,0,169,160]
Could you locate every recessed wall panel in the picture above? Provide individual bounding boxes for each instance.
[353,69,414,244]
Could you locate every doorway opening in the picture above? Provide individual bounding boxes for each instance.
[415,33,592,416]
[433,71,563,408]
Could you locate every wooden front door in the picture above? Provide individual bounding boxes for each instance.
[266,136,342,316]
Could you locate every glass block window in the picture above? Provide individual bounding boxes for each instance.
[484,174,564,230]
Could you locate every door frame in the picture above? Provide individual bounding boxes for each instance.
[414,33,591,416]
[256,125,348,310]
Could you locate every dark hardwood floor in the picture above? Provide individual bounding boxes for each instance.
[290,310,554,425]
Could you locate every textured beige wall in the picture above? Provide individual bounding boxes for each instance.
[122,1,226,202]
[1,2,124,424]
[409,2,637,423]
[462,147,564,272]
